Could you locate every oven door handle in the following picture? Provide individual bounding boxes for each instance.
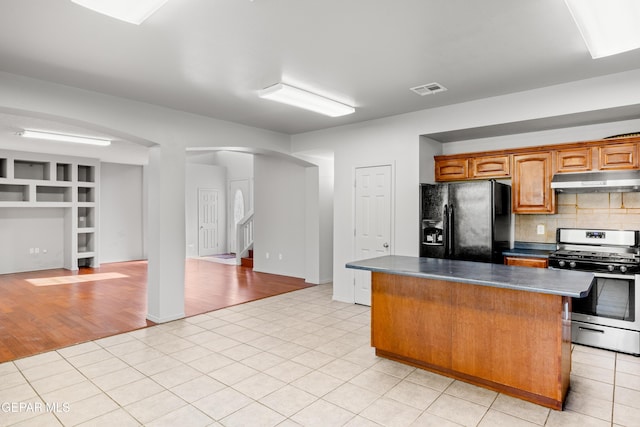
[593,272,637,280]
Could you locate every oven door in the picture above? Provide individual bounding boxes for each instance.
[572,273,640,331]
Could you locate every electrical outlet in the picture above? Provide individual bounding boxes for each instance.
[278,253,283,260]
[29,248,34,254]
[536,224,545,235]
[265,252,270,259]
[34,248,39,254]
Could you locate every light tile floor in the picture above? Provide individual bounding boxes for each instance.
[1,283,640,426]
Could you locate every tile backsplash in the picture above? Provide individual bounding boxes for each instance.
[515,192,640,243]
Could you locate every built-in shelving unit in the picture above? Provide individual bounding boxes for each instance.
[0,149,100,271]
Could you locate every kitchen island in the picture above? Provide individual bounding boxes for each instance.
[346,255,595,410]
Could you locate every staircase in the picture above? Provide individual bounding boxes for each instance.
[235,211,254,268]
[241,249,254,268]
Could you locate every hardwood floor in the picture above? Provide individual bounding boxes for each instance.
[0,258,313,363]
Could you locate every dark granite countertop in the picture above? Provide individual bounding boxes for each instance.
[345,255,593,298]
[502,248,553,258]
[503,241,555,259]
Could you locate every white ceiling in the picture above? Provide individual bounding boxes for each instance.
[1,0,640,138]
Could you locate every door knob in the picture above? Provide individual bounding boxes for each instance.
[383,243,389,248]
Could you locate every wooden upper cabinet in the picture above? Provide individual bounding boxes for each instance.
[599,143,638,170]
[435,158,468,181]
[512,152,556,214]
[555,148,593,173]
[469,155,510,178]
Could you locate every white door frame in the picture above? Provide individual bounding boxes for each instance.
[352,162,395,305]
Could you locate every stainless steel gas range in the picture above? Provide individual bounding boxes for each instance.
[548,228,640,355]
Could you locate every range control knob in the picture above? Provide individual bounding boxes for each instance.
[558,260,566,267]
[608,265,616,272]
[620,265,628,273]
[569,261,577,269]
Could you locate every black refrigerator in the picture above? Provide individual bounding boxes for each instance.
[420,180,511,264]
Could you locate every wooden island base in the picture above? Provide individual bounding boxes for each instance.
[371,272,572,410]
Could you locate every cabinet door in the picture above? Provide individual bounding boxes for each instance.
[470,155,510,178]
[555,148,592,173]
[504,256,549,268]
[435,158,468,181]
[512,152,555,214]
[599,143,638,170]
[372,273,452,368]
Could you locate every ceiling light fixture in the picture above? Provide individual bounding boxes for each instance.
[564,0,640,58]
[18,130,112,147]
[258,83,355,117]
[70,0,169,25]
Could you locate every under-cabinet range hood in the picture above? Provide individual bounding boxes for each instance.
[551,170,640,193]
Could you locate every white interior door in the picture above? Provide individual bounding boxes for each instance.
[228,179,250,253]
[198,188,220,256]
[354,165,392,306]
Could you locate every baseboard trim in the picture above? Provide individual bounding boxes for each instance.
[146,312,185,324]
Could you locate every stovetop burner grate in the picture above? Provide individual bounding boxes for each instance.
[549,229,640,273]
[550,249,640,263]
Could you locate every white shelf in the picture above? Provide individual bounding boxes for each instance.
[77,165,95,183]
[77,186,95,203]
[56,163,72,182]
[36,185,72,203]
[14,160,50,180]
[0,183,29,202]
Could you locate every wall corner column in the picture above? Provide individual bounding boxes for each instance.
[146,144,186,323]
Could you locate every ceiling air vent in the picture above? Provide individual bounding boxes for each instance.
[410,82,447,96]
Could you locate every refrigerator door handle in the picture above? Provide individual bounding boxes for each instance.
[448,204,455,258]
[443,204,449,257]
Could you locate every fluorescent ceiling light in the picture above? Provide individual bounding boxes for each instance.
[565,0,640,58]
[70,0,169,25]
[258,83,355,117]
[18,130,111,147]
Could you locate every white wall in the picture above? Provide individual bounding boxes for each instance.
[100,162,145,263]
[420,137,442,183]
[318,159,334,284]
[0,72,292,155]
[253,155,306,278]
[292,123,421,302]
[0,208,65,274]
[214,151,254,182]
[185,162,227,257]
